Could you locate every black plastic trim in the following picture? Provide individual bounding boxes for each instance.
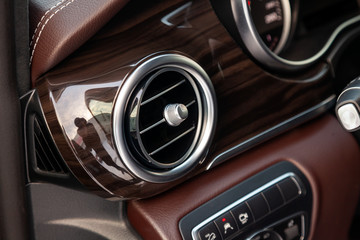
[179,162,312,240]
[27,183,140,240]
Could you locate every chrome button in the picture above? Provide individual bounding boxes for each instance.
[164,103,189,127]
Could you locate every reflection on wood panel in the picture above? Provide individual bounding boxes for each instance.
[36,0,334,198]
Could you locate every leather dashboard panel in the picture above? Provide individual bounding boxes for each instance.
[29,0,129,83]
[127,114,360,240]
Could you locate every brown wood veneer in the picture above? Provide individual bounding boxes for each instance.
[35,0,334,198]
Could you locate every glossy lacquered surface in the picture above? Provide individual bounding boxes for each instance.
[36,0,334,198]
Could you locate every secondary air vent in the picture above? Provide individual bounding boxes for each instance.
[113,53,217,183]
[33,117,69,174]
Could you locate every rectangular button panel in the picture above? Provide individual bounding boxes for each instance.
[192,174,303,240]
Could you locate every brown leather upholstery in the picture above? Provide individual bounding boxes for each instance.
[127,114,360,240]
[29,0,129,83]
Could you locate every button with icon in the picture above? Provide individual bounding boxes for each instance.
[214,212,238,239]
[198,222,221,240]
[231,203,254,231]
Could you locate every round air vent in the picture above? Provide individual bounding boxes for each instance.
[113,53,216,183]
[126,68,202,169]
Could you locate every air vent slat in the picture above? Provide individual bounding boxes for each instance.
[140,118,166,135]
[141,79,186,106]
[35,150,49,171]
[36,124,66,173]
[35,123,66,173]
[149,126,196,156]
[33,117,68,174]
[186,100,196,107]
[34,133,58,172]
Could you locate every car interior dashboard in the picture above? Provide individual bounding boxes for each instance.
[1,0,360,239]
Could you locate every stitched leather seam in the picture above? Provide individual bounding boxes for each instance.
[30,0,75,64]
[29,0,67,48]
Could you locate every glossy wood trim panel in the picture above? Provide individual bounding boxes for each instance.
[128,115,360,240]
[35,0,334,198]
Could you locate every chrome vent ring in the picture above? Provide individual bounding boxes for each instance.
[113,53,217,183]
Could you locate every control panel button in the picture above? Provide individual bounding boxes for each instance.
[247,194,270,220]
[198,222,222,240]
[231,203,254,231]
[278,178,301,202]
[214,212,238,239]
[263,185,285,211]
[272,215,304,240]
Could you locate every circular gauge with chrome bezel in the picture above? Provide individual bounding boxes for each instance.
[247,0,292,54]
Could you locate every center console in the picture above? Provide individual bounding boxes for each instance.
[179,162,312,240]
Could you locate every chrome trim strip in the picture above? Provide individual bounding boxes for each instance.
[337,86,360,101]
[300,214,305,240]
[191,173,300,240]
[161,2,192,28]
[141,79,186,106]
[207,95,336,170]
[290,176,302,196]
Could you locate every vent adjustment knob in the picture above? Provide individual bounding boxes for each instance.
[164,103,189,127]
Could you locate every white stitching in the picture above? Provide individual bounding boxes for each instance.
[30,0,74,64]
[30,0,75,64]
[30,0,67,47]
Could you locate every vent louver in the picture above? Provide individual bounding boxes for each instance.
[113,53,216,183]
[126,68,202,169]
[33,117,68,174]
